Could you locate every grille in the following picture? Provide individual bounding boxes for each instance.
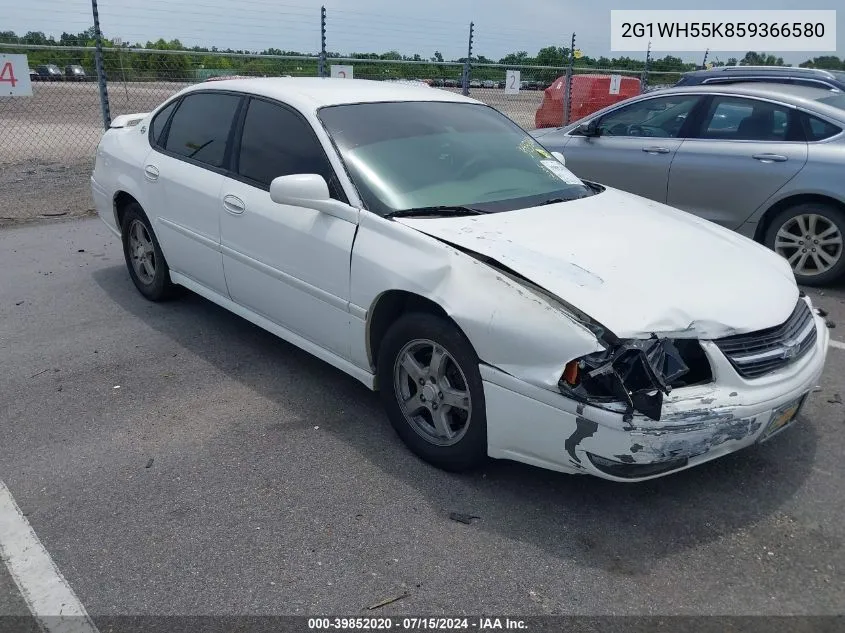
[714,300,817,379]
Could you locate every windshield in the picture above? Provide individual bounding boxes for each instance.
[318,101,593,216]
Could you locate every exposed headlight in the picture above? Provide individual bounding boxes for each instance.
[559,338,710,422]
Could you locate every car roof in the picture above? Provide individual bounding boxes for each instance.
[683,66,841,79]
[647,82,845,120]
[181,77,479,111]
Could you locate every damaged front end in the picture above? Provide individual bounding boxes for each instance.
[559,338,712,422]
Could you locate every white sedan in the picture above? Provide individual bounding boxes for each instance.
[91,78,829,481]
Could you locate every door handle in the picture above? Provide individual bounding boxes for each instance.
[143,164,159,181]
[222,194,246,215]
[752,153,788,163]
[642,146,671,154]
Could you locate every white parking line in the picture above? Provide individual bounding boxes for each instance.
[0,480,99,633]
[830,340,845,352]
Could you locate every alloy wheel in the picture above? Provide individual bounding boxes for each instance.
[128,219,157,285]
[774,213,843,276]
[393,339,472,447]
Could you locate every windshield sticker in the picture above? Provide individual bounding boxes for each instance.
[541,160,582,185]
[535,147,552,159]
[517,137,537,156]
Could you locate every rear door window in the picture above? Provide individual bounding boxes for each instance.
[163,92,242,168]
[697,96,800,141]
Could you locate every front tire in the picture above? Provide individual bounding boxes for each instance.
[377,312,487,472]
[121,203,178,301]
[765,202,845,286]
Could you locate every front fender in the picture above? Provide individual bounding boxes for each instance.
[351,212,603,390]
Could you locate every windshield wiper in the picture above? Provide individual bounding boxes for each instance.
[537,191,594,206]
[385,205,486,218]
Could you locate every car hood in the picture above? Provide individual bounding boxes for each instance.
[396,187,799,340]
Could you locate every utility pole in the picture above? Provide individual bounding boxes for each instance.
[563,32,576,125]
[91,0,111,129]
[318,6,327,78]
[641,41,652,92]
[462,22,473,96]
[701,48,709,70]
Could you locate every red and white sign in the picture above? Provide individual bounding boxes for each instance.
[0,54,33,97]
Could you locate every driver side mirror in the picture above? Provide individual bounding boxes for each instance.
[269,174,358,223]
[575,119,600,137]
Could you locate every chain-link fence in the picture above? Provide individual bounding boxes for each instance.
[0,37,684,223]
[0,45,107,223]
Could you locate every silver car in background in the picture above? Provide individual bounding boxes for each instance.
[532,83,845,285]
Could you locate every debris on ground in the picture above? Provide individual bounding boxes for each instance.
[15,301,24,306]
[145,458,154,469]
[828,394,842,405]
[77,249,85,253]
[449,512,480,525]
[29,368,49,378]
[367,592,409,610]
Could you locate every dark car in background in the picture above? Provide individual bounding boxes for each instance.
[65,65,87,81]
[675,66,845,92]
[34,64,63,81]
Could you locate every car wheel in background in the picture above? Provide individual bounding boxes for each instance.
[765,202,845,286]
[377,312,488,472]
[120,203,179,301]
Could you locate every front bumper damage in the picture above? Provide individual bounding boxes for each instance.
[481,310,829,482]
[559,337,692,423]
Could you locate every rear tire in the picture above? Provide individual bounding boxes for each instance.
[120,203,178,301]
[377,312,487,472]
[764,202,845,286]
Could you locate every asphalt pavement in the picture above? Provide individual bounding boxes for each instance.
[1,217,844,619]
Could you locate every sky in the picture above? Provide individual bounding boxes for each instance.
[5,0,843,66]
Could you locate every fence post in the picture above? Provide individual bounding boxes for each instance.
[641,40,651,93]
[461,21,473,96]
[91,0,111,129]
[563,32,575,126]
[318,6,327,78]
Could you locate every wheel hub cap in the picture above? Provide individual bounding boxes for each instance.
[774,213,843,277]
[128,219,156,284]
[393,339,472,447]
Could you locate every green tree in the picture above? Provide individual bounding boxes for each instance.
[741,51,786,66]
[498,51,529,66]
[799,55,843,69]
[535,46,567,67]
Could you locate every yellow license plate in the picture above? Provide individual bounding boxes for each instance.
[760,395,805,442]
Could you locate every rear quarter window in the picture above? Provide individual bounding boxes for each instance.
[804,114,842,141]
[150,100,179,147]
